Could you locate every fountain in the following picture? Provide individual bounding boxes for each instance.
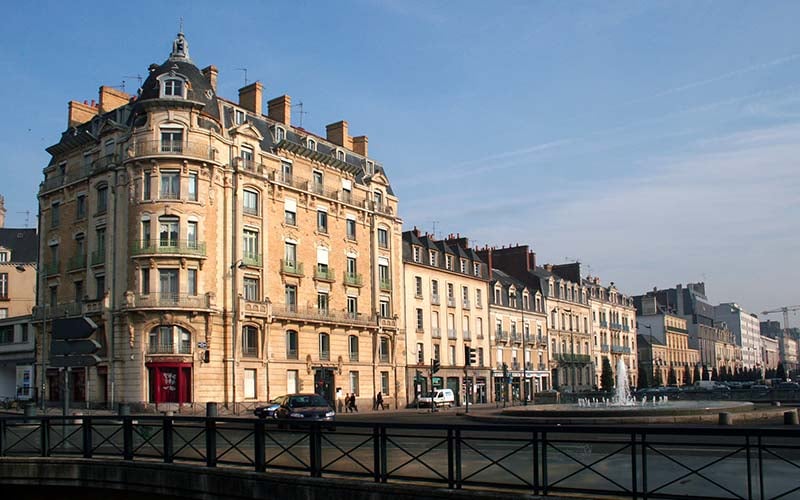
[612,357,635,406]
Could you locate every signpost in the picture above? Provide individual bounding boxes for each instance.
[50,317,99,416]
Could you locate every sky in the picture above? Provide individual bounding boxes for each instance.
[0,1,798,322]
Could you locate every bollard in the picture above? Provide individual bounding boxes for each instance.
[784,410,799,426]
[206,402,218,417]
[118,404,131,416]
[23,402,36,423]
[718,412,732,426]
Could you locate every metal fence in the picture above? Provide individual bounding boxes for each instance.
[0,415,798,499]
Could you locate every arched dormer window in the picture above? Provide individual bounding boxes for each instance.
[161,77,186,98]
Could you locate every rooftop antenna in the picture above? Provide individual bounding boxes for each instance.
[179,17,184,33]
[236,68,248,86]
[431,220,439,238]
[121,74,143,93]
[16,211,30,228]
[292,100,308,128]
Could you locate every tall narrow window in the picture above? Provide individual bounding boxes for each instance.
[76,195,86,219]
[244,277,259,301]
[160,171,180,199]
[319,333,330,360]
[159,269,179,301]
[187,269,197,296]
[240,146,254,169]
[141,268,150,294]
[142,173,151,201]
[160,128,183,153]
[377,227,389,249]
[347,296,358,318]
[243,230,259,264]
[317,292,329,313]
[96,185,108,214]
[50,202,60,227]
[317,209,328,233]
[243,189,259,215]
[284,198,297,225]
[0,274,7,299]
[346,217,356,240]
[187,221,198,249]
[159,217,179,247]
[349,335,359,361]
[285,285,297,311]
[188,172,198,201]
[242,326,258,357]
[286,331,298,359]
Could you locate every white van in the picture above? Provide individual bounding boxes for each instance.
[418,388,455,408]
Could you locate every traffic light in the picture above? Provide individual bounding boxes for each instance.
[464,346,472,367]
[203,350,211,363]
[502,362,509,380]
[432,358,441,374]
[470,348,478,367]
[415,369,422,382]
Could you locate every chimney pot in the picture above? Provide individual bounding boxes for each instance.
[268,94,291,125]
[239,81,264,115]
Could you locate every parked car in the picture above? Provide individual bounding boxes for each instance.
[274,394,336,426]
[254,397,283,419]
[776,382,800,390]
[417,388,455,408]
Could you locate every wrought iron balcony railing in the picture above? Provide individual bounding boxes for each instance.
[131,240,206,257]
[343,272,363,287]
[67,254,87,271]
[132,140,216,161]
[130,293,211,309]
[314,266,335,282]
[281,260,303,276]
[243,252,262,267]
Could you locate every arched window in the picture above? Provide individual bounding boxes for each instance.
[242,325,258,357]
[148,325,191,354]
[319,332,330,361]
[286,330,298,359]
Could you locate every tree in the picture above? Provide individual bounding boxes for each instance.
[777,362,787,381]
[601,357,615,392]
[667,366,677,385]
[637,363,652,389]
[702,365,709,381]
[683,364,692,385]
[654,367,664,387]
[694,365,702,384]
[712,367,719,381]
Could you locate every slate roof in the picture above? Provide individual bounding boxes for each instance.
[0,228,38,263]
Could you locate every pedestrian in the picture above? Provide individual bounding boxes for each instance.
[348,393,358,412]
[375,391,384,410]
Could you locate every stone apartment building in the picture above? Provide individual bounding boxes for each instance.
[36,32,404,410]
[585,277,638,389]
[714,303,761,370]
[402,230,490,406]
[0,197,38,400]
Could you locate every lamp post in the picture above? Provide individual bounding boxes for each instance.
[230,259,247,413]
[640,323,653,387]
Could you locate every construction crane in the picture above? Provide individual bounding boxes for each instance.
[761,305,800,332]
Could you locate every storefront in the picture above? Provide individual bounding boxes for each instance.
[147,362,192,403]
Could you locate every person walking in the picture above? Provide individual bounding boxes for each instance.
[375,392,384,410]
[348,393,358,412]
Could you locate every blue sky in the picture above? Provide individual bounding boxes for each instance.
[1,1,798,319]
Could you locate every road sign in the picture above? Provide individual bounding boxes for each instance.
[52,317,98,340]
[197,341,208,349]
[50,354,101,368]
[51,338,101,356]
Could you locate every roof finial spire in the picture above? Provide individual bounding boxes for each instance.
[179,16,184,34]
[170,27,191,62]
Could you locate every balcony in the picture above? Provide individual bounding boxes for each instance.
[243,252,262,267]
[131,240,206,257]
[431,328,441,339]
[43,261,60,276]
[270,303,377,327]
[320,350,330,361]
[622,324,631,332]
[268,170,309,191]
[343,272,363,287]
[430,293,440,305]
[495,330,508,342]
[286,348,298,360]
[32,302,84,320]
[601,344,610,353]
[511,362,521,371]
[463,330,471,341]
[129,293,212,310]
[148,342,192,355]
[91,154,118,175]
[447,297,456,307]
[379,278,392,291]
[91,250,105,266]
[610,322,623,331]
[599,320,608,328]
[555,353,592,364]
[462,299,471,310]
[511,332,521,344]
[314,266,335,282]
[349,351,359,362]
[132,140,216,162]
[447,328,457,340]
[538,363,547,371]
[611,345,631,354]
[67,254,86,271]
[41,174,65,192]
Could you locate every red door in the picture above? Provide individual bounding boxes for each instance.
[148,363,192,403]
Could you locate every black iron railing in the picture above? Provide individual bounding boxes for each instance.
[0,416,798,499]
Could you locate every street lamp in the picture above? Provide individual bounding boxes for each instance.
[640,323,654,388]
[229,259,247,412]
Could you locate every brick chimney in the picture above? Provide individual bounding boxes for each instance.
[238,82,263,114]
[68,100,99,127]
[326,120,353,149]
[352,135,368,156]
[267,95,291,125]
[98,86,131,114]
[202,66,218,92]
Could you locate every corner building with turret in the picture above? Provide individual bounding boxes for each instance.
[36,33,405,410]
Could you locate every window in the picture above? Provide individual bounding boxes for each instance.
[477,347,484,367]
[429,251,437,266]
[312,170,323,193]
[96,185,108,213]
[318,292,329,313]
[275,126,286,142]
[433,343,441,363]
[285,285,297,311]
[187,269,197,296]
[462,286,469,306]
[160,171,180,199]
[378,263,390,289]
[72,194,86,220]
[141,268,150,294]
[0,273,7,299]
[347,296,358,318]
[49,285,58,307]
[0,252,6,263]
[286,330,298,359]
[377,227,389,249]
[242,326,258,357]
[346,218,356,240]
[159,269,179,299]
[162,78,184,97]
[147,325,191,354]
[476,289,482,308]
[74,280,83,303]
[476,317,483,338]
[241,146,254,169]
[416,308,424,331]
[244,277,259,301]
[319,333,330,360]
[287,370,299,394]
[142,173,151,201]
[413,246,421,263]
[381,371,389,395]
[243,189,259,215]
[188,172,198,201]
[447,283,454,301]
[445,255,453,270]
[96,226,106,255]
[281,160,292,182]
[187,221,198,249]
[243,230,259,262]
[349,371,359,395]
[0,309,6,320]
[284,198,297,225]
[379,337,390,363]
[307,138,317,151]
[284,241,297,266]
[449,345,456,366]
[317,209,328,233]
[159,217,179,247]
[140,221,151,243]
[417,343,425,364]
[414,276,423,297]
[50,202,59,227]
[380,299,390,318]
[234,109,245,125]
[373,190,383,207]
[473,262,481,276]
[160,128,183,153]
[349,335,359,361]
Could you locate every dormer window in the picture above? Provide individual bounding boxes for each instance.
[234,109,246,125]
[307,138,316,151]
[275,126,286,142]
[162,78,185,98]
[336,149,345,161]
[366,160,375,175]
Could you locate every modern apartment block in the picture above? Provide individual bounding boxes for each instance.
[402,230,490,406]
[36,32,404,409]
[585,276,638,389]
[714,303,761,369]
